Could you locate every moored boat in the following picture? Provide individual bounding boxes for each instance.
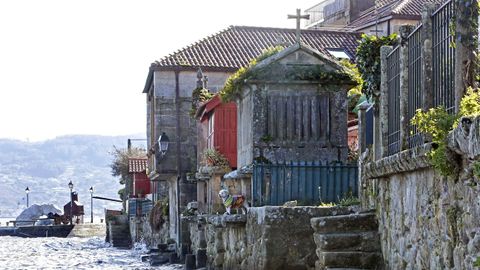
[0,224,74,238]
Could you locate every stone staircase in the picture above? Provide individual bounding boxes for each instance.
[311,212,383,270]
[68,223,106,238]
[107,215,132,249]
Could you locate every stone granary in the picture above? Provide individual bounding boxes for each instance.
[142,25,359,250]
[236,43,356,168]
[63,192,84,224]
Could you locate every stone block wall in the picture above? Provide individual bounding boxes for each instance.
[186,206,355,270]
[362,117,480,269]
[129,215,169,248]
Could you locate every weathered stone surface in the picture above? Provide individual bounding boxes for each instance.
[317,251,382,269]
[363,143,432,179]
[244,206,355,270]
[150,254,169,266]
[362,131,480,270]
[448,116,480,160]
[313,231,380,252]
[311,213,377,234]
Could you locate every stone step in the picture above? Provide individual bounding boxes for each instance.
[317,251,382,269]
[311,213,377,234]
[314,231,380,252]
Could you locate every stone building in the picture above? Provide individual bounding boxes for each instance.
[305,0,375,29]
[346,0,445,35]
[305,0,446,36]
[142,25,359,250]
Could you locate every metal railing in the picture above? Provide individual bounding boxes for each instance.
[252,161,358,206]
[432,0,456,114]
[387,47,401,156]
[407,24,424,148]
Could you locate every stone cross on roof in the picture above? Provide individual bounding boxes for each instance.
[288,9,310,44]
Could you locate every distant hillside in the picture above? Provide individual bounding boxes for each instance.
[0,134,145,218]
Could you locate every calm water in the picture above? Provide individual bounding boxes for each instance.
[0,236,181,270]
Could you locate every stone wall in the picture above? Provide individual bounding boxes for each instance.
[129,214,170,248]
[187,206,355,270]
[362,118,480,269]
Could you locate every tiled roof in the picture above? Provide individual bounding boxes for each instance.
[347,0,446,29]
[128,158,147,173]
[151,25,360,70]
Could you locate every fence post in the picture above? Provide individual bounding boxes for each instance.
[399,25,414,151]
[421,4,436,112]
[380,46,393,158]
[454,0,479,112]
[357,103,369,157]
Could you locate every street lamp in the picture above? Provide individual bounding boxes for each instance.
[25,187,30,208]
[158,132,170,156]
[89,186,94,223]
[68,180,73,225]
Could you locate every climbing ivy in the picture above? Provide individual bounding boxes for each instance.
[355,33,398,101]
[411,88,480,177]
[219,46,284,102]
[190,87,214,117]
[219,46,358,102]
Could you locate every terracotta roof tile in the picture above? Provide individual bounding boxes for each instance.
[347,0,446,30]
[152,25,360,70]
[128,158,147,173]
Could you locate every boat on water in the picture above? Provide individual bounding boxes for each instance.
[0,203,78,238]
[0,224,74,238]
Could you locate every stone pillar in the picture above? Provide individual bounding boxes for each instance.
[357,103,369,157]
[421,4,436,144]
[357,102,369,207]
[454,0,479,112]
[399,25,414,151]
[421,4,436,111]
[380,46,393,158]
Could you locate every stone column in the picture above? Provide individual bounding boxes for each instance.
[421,4,436,144]
[357,102,369,207]
[357,103,369,157]
[380,46,393,158]
[421,4,436,111]
[454,0,479,112]
[399,25,414,151]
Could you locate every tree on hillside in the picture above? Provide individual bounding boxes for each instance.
[109,146,146,211]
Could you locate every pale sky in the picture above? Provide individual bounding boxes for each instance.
[0,0,319,141]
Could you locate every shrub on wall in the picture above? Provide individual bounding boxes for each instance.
[411,88,480,176]
[355,34,398,102]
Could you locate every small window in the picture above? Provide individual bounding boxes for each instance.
[326,48,351,60]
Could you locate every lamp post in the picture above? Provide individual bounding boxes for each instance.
[68,181,73,225]
[89,186,94,223]
[25,187,30,208]
[158,132,170,156]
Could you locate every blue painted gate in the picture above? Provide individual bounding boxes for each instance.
[252,161,358,206]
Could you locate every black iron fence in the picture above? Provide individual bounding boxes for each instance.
[387,47,401,156]
[252,161,358,206]
[384,0,457,156]
[407,24,424,148]
[432,0,456,114]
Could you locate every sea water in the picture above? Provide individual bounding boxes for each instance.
[0,236,182,270]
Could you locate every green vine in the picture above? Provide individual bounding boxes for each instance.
[474,256,480,267]
[190,87,214,117]
[219,46,358,102]
[356,33,398,101]
[411,88,480,177]
[220,46,284,102]
[202,148,230,168]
